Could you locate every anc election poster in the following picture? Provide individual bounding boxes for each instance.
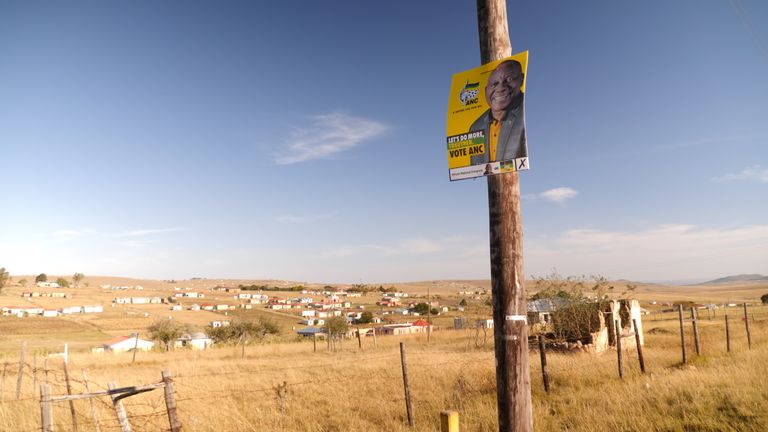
[446,51,529,181]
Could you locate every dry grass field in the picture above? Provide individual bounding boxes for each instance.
[0,276,766,431]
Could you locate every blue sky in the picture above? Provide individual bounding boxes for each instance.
[1,1,766,284]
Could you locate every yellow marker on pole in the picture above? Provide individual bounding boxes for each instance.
[441,411,459,432]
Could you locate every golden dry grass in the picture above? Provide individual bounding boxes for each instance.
[0,315,766,431]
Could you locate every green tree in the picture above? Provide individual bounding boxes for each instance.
[358,311,373,324]
[56,278,70,288]
[35,273,47,283]
[0,267,9,292]
[206,318,280,357]
[411,303,429,315]
[761,293,768,305]
[147,319,189,352]
[459,298,468,307]
[324,316,349,350]
[72,273,84,288]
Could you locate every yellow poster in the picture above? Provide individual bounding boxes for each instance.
[445,51,529,181]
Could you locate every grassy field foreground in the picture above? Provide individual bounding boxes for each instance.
[0,316,766,431]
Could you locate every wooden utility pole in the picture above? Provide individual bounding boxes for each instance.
[725,312,731,353]
[132,333,140,363]
[477,1,533,430]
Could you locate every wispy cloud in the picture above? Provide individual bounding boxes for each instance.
[526,224,768,281]
[275,214,333,224]
[539,187,579,203]
[275,112,387,165]
[712,165,768,183]
[110,228,183,237]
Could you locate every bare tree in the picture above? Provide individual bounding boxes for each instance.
[0,268,9,293]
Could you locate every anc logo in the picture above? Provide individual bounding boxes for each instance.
[459,81,480,106]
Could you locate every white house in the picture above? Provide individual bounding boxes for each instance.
[61,306,82,315]
[42,310,59,318]
[83,305,103,313]
[102,336,154,353]
[175,332,213,350]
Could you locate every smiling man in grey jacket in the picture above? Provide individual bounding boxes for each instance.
[469,60,527,166]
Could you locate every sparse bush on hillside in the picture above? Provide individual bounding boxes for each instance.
[72,272,84,288]
[761,293,768,305]
[206,318,280,357]
[147,319,189,352]
[324,316,349,350]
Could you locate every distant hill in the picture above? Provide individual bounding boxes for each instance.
[702,274,768,285]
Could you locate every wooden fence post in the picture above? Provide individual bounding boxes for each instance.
[725,312,731,353]
[312,333,317,353]
[40,384,54,432]
[632,319,646,374]
[32,354,38,398]
[16,340,26,400]
[690,307,701,356]
[373,327,378,348]
[82,370,101,432]
[399,342,414,428]
[440,410,460,432]
[108,381,133,432]
[44,357,49,386]
[162,370,183,432]
[678,305,687,364]
[615,319,623,379]
[356,328,362,349]
[743,303,752,349]
[63,345,78,432]
[537,335,550,393]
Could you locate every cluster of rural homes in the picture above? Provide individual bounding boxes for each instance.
[3,303,103,318]
[93,332,213,354]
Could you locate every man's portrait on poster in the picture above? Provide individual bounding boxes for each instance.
[469,59,527,166]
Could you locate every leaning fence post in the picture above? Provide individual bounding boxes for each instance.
[440,410,459,432]
[40,384,54,432]
[399,342,414,428]
[690,307,701,356]
[725,312,731,353]
[82,370,101,432]
[678,305,687,364]
[63,345,78,432]
[16,340,26,400]
[356,328,362,349]
[162,370,183,432]
[537,335,550,392]
[109,381,133,432]
[615,319,623,379]
[632,319,646,374]
[743,303,752,349]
